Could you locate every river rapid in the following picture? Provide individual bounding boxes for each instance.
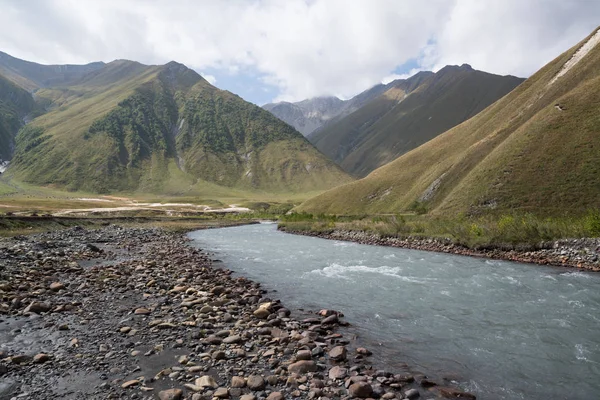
[188,223,600,399]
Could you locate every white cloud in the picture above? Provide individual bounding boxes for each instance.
[201,73,217,85]
[0,0,598,102]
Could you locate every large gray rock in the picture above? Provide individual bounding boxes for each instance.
[349,382,373,398]
[158,389,183,400]
[328,345,347,361]
[329,365,347,380]
[287,360,318,374]
[247,375,266,390]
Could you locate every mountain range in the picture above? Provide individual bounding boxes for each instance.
[262,82,394,136]
[266,66,523,177]
[298,27,600,216]
[0,54,351,194]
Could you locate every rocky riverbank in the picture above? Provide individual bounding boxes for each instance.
[278,227,600,272]
[0,225,476,400]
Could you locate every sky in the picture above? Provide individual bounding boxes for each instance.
[0,0,599,105]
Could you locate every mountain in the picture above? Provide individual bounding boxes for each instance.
[298,27,600,216]
[7,58,352,194]
[262,83,393,136]
[0,51,105,91]
[0,74,37,164]
[310,66,524,176]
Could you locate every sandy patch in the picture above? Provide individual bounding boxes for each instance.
[549,28,600,85]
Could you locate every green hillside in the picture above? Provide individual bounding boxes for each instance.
[8,60,351,194]
[0,74,37,162]
[298,27,600,217]
[310,67,523,176]
[0,51,104,91]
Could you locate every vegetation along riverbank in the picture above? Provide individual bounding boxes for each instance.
[278,212,600,271]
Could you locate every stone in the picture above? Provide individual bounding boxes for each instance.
[296,349,312,360]
[321,314,338,324]
[33,353,50,364]
[49,282,65,291]
[134,307,151,315]
[240,396,256,400]
[420,378,437,387]
[214,387,229,398]
[246,375,265,390]
[24,301,51,314]
[223,335,241,344]
[120,326,132,333]
[178,355,189,364]
[121,380,140,388]
[356,347,372,356]
[439,387,477,399]
[288,360,318,374]
[404,388,420,399]
[195,375,218,389]
[231,376,246,388]
[199,305,213,314]
[328,345,347,361]
[158,389,183,400]
[211,285,225,295]
[266,392,284,400]
[328,366,347,380]
[11,354,31,364]
[319,309,337,317]
[253,307,270,319]
[349,382,373,398]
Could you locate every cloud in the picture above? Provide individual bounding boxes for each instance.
[0,0,598,103]
[201,73,217,85]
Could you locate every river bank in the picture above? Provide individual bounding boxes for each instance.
[278,227,600,272]
[0,224,476,400]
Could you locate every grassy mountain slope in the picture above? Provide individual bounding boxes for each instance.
[9,61,351,194]
[311,67,523,177]
[298,28,600,216]
[0,51,105,91]
[0,74,37,162]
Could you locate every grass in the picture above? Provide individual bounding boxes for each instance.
[299,27,600,218]
[7,59,352,195]
[279,210,600,250]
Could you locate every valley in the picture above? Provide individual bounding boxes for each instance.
[0,10,599,400]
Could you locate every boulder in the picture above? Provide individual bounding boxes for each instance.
[329,366,347,380]
[33,353,50,364]
[296,349,312,360]
[195,375,218,389]
[349,382,373,398]
[247,375,266,390]
[328,345,347,361]
[49,282,65,291]
[158,389,183,400]
[24,301,51,314]
[231,376,246,388]
[288,360,318,374]
[214,387,229,398]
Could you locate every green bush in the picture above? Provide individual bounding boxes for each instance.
[584,210,600,237]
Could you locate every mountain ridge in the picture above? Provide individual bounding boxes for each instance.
[2,55,352,194]
[297,27,600,216]
[309,65,524,176]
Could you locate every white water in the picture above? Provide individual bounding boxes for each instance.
[189,223,600,399]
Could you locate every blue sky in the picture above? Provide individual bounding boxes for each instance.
[0,0,599,105]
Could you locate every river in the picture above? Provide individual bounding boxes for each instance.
[188,222,600,399]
